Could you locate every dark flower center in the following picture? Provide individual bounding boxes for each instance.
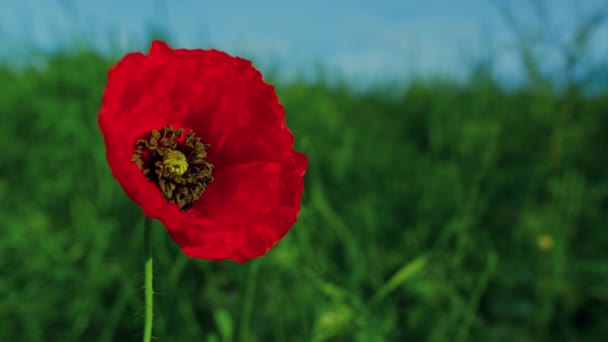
[132,125,214,210]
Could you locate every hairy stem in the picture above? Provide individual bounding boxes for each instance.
[143,218,154,342]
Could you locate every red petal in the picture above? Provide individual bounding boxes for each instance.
[149,40,172,57]
[163,161,297,261]
[194,161,283,223]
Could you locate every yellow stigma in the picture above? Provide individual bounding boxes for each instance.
[163,150,188,176]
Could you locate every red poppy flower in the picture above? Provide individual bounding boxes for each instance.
[99,40,307,262]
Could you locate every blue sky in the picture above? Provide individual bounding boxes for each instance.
[1,0,607,85]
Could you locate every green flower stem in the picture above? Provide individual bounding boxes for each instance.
[143,218,154,342]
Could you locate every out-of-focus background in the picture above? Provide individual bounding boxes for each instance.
[1,0,608,341]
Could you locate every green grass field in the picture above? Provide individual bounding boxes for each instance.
[1,48,607,341]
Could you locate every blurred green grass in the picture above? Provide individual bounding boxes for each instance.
[0,49,607,342]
